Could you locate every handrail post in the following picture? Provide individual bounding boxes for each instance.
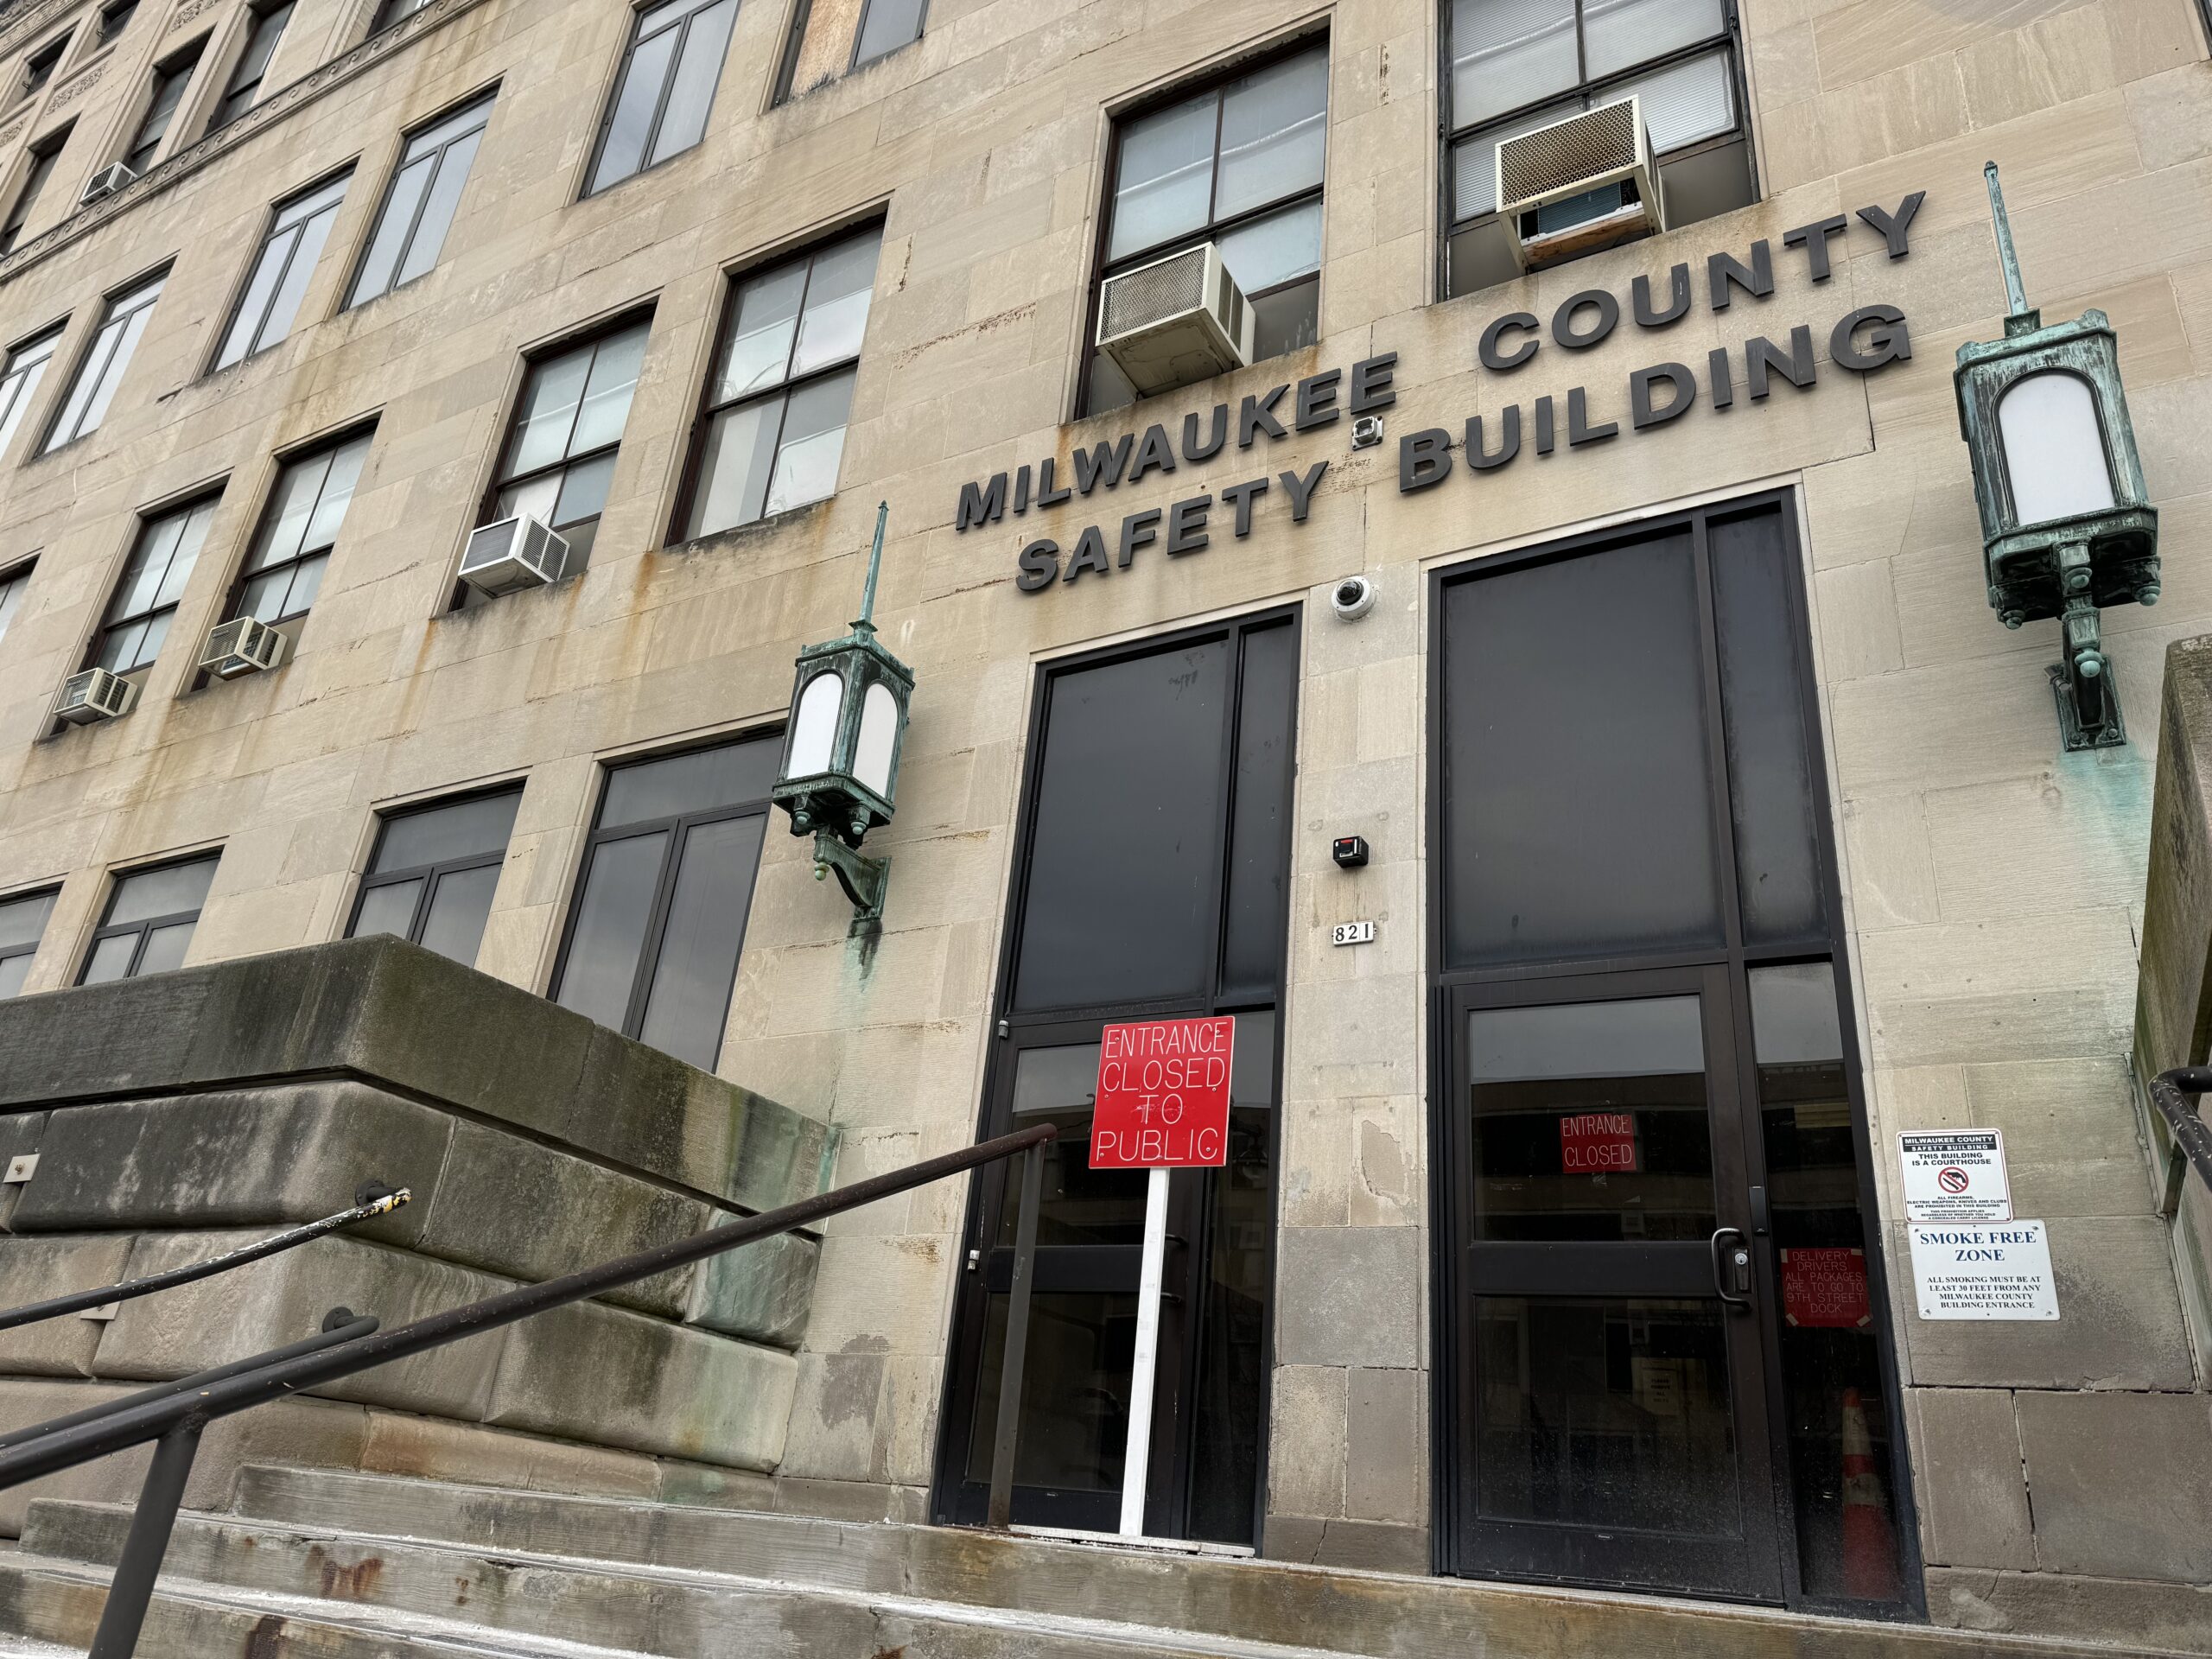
[2152,1067,2212,1217]
[987,1138,1044,1528]
[87,1418,202,1659]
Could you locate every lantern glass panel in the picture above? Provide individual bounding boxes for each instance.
[855,680,899,798]
[1997,371,2114,528]
[787,671,843,779]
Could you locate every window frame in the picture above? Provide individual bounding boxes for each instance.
[0,556,35,645]
[77,850,220,984]
[472,308,653,586]
[547,733,779,1056]
[0,883,59,996]
[210,167,352,372]
[0,320,65,452]
[582,0,739,199]
[346,784,522,954]
[343,87,494,309]
[1,125,69,255]
[20,34,69,101]
[41,264,168,454]
[215,421,375,637]
[1075,32,1331,419]
[98,0,138,45]
[369,0,436,35]
[207,0,294,132]
[772,0,928,102]
[87,489,221,677]
[1438,0,1754,296]
[122,39,207,175]
[670,221,881,543]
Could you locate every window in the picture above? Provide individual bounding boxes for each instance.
[370,0,435,33]
[480,316,649,572]
[79,853,219,983]
[586,0,738,196]
[551,736,776,1070]
[1084,42,1329,416]
[213,173,347,370]
[1443,0,1752,296]
[0,559,32,644]
[0,887,57,997]
[124,43,204,174]
[92,495,218,674]
[346,92,491,307]
[1,128,68,255]
[679,225,879,538]
[347,787,521,965]
[21,35,67,99]
[42,269,164,452]
[99,0,139,42]
[224,427,370,628]
[774,0,925,101]
[207,0,291,131]
[0,324,61,450]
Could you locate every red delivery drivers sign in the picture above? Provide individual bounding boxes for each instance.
[1780,1247,1872,1328]
[1559,1111,1639,1173]
[1090,1016,1234,1169]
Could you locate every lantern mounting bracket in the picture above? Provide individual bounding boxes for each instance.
[811,830,889,925]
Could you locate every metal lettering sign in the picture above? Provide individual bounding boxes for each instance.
[1898,1129,2012,1222]
[1090,1016,1233,1169]
[1909,1221,2059,1320]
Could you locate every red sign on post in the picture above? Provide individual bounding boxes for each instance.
[1559,1111,1640,1173]
[1090,1016,1234,1169]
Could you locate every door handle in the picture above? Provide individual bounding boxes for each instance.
[1710,1227,1753,1313]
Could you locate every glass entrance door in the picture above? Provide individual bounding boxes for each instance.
[1431,495,1911,1610]
[934,610,1298,1544]
[1449,970,1781,1599]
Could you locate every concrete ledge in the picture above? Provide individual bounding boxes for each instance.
[1927,1565,2212,1655]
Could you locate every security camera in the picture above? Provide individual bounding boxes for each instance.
[1332,574,1376,621]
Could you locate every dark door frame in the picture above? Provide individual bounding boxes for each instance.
[931,605,1300,1548]
[1422,489,1925,1616]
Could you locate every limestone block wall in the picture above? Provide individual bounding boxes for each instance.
[0,936,837,1528]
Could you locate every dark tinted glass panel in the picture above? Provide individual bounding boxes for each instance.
[963,1290,1136,1491]
[553,830,666,1029]
[1440,535,1722,966]
[1218,622,1295,1001]
[1712,510,1823,944]
[1473,1297,1741,1533]
[1467,996,1717,1241]
[600,736,777,829]
[1188,1095,1274,1542]
[1013,639,1229,1011]
[372,791,519,872]
[637,812,765,1069]
[999,1040,1147,1247]
[418,862,501,964]
[1749,963,1900,1600]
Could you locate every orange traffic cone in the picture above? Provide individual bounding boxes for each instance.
[1839,1387,1898,1599]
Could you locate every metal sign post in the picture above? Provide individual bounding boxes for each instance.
[1090,1015,1235,1540]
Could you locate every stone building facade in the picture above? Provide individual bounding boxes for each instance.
[0,0,2206,1645]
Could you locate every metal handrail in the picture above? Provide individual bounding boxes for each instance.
[2148,1066,2212,1215]
[0,1123,1055,1659]
[0,1182,410,1334]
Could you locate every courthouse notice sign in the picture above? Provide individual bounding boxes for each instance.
[1898,1128,2012,1223]
[1909,1221,2059,1319]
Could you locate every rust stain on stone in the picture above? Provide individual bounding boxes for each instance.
[242,1613,287,1658]
[304,1541,385,1600]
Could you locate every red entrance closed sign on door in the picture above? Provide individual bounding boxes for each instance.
[1559,1111,1640,1173]
[1090,1016,1234,1169]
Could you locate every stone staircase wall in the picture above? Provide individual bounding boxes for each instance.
[0,936,840,1529]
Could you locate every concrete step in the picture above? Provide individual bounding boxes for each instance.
[15,1502,1355,1659]
[213,1465,2167,1659]
[0,1547,645,1657]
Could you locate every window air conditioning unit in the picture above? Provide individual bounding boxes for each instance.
[199,614,286,678]
[1497,97,1664,271]
[459,513,568,596]
[1096,242,1255,398]
[54,665,136,723]
[79,162,137,205]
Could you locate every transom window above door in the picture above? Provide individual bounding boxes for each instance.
[1083,41,1329,416]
